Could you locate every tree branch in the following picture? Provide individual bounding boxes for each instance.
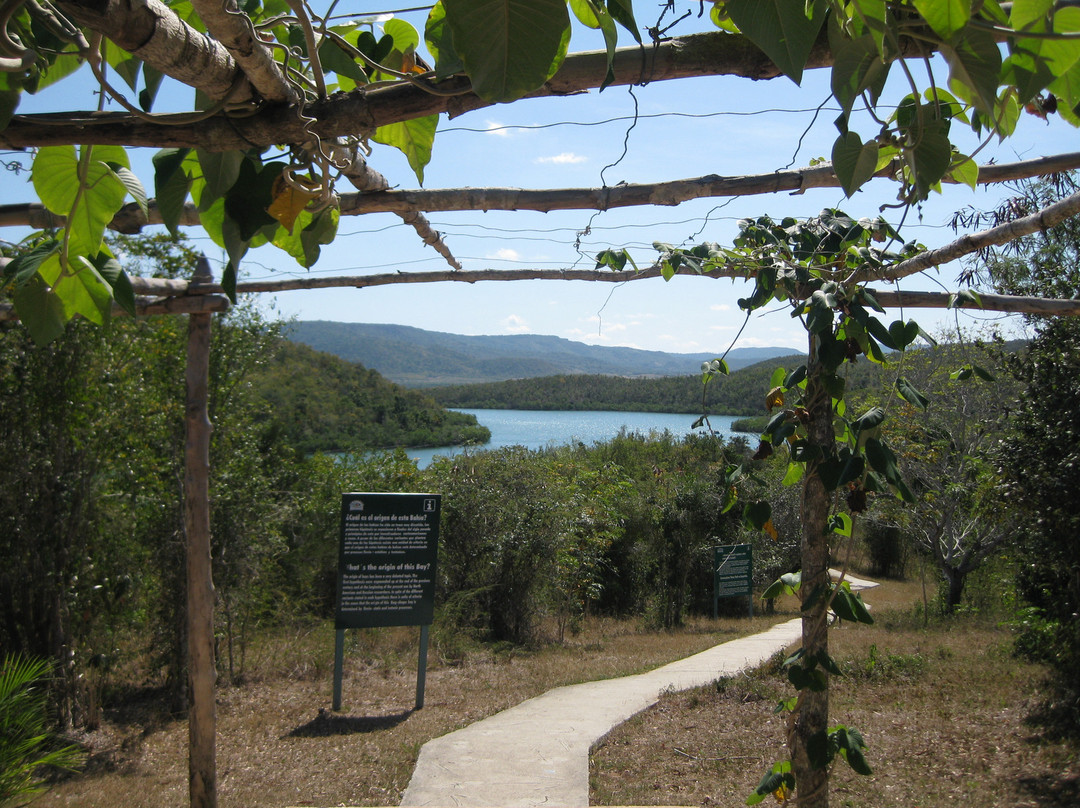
[4,152,1077,234]
[868,289,1080,315]
[112,267,1080,317]
[187,0,297,104]
[0,28,924,150]
[0,292,231,321]
[874,189,1080,282]
[336,146,462,270]
[54,0,254,104]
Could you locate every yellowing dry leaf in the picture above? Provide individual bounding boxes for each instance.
[268,174,321,233]
[766,386,785,412]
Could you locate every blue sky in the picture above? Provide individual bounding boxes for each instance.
[7,4,1076,357]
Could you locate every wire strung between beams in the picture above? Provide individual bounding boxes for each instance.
[326,5,433,20]
[571,85,643,268]
[440,107,846,135]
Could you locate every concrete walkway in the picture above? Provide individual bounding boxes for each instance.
[399,618,803,808]
[399,571,879,808]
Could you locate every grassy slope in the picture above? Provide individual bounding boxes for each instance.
[36,617,778,808]
[36,573,1075,808]
[591,577,1079,808]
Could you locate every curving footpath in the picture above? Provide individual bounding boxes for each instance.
[399,571,878,808]
[399,618,803,808]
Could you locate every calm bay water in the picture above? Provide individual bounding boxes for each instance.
[401,409,744,468]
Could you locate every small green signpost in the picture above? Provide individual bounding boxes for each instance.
[714,543,753,618]
[333,492,440,711]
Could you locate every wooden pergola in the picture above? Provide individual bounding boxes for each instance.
[5,4,1080,808]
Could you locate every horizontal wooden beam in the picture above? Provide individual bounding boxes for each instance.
[0,293,231,322]
[0,28,920,150]
[3,152,1078,234]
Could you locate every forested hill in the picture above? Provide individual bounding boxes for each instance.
[429,339,1028,414]
[285,321,794,387]
[250,341,490,454]
[428,355,809,414]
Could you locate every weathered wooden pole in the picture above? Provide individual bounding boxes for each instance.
[792,331,832,808]
[185,256,217,808]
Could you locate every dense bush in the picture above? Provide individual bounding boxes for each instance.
[998,318,1080,721]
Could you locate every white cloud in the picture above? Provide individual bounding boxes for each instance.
[535,152,588,165]
[484,121,512,137]
[502,314,530,334]
[710,303,732,311]
[487,248,520,261]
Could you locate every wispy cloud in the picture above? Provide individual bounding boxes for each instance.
[535,152,588,165]
[502,314,530,334]
[487,248,520,261]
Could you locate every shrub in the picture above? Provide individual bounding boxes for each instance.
[0,655,84,807]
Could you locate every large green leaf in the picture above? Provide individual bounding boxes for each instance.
[442,0,571,102]
[196,149,244,211]
[569,0,619,89]
[832,132,879,196]
[12,274,67,346]
[608,0,641,43]
[33,145,130,257]
[942,28,1002,117]
[153,148,192,235]
[725,0,826,84]
[426,2,466,79]
[914,0,971,40]
[850,0,890,56]
[864,437,915,501]
[223,159,284,240]
[383,17,421,60]
[272,206,339,267]
[895,376,930,409]
[373,114,439,184]
[37,252,113,325]
[830,32,889,118]
[1050,59,1080,124]
[1010,0,1055,31]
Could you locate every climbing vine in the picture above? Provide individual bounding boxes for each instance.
[601,209,990,804]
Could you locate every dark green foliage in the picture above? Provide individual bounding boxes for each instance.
[861,521,907,579]
[250,340,489,454]
[1000,318,1080,715]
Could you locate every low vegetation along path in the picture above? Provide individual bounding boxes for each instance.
[399,619,802,808]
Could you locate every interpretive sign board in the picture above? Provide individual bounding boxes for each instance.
[335,492,440,629]
[333,492,440,712]
[713,543,753,618]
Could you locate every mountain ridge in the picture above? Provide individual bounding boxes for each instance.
[285,321,797,387]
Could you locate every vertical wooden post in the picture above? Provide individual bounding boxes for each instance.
[185,257,216,808]
[792,332,832,808]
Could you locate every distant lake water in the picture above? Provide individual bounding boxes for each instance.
[399,409,745,468]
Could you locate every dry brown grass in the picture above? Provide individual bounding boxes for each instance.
[37,614,782,808]
[590,579,1080,808]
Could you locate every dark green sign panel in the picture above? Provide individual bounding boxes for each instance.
[714,543,753,617]
[336,492,440,629]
